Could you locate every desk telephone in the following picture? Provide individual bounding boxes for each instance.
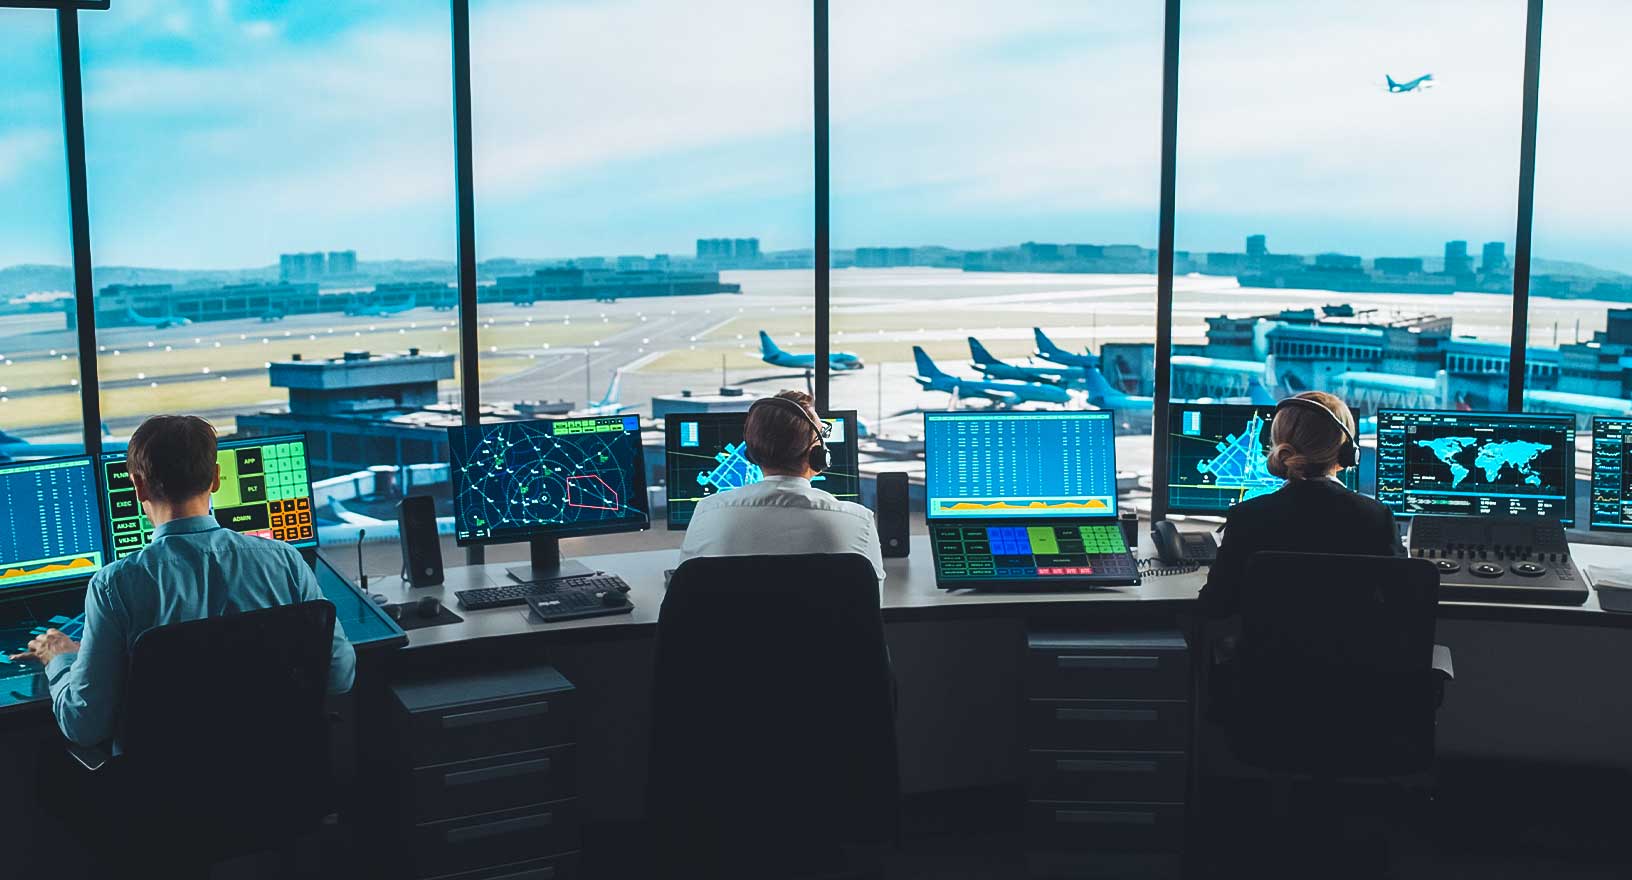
[1151,520,1218,566]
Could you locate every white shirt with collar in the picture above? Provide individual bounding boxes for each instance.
[678,475,887,583]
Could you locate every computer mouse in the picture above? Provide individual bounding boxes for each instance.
[417,596,443,619]
[600,590,625,607]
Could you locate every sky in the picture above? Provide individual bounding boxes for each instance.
[0,0,1627,272]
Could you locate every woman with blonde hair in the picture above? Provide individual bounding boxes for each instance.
[1198,391,1404,617]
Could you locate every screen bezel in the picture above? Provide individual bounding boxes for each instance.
[0,454,108,594]
[447,416,650,546]
[1373,408,1576,524]
[923,409,1119,521]
[98,432,320,554]
[661,409,861,530]
[1590,416,1632,532]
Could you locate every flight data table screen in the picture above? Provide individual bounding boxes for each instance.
[1591,417,1632,531]
[925,411,1117,519]
[449,416,648,543]
[1375,410,1574,522]
[664,412,859,528]
[930,523,1130,582]
[103,436,315,560]
[0,457,105,591]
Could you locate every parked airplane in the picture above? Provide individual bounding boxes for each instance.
[125,305,191,329]
[0,428,126,463]
[912,347,1072,407]
[569,371,635,418]
[967,337,1083,383]
[759,331,864,372]
[345,290,417,318]
[1386,73,1433,93]
[1032,327,1099,369]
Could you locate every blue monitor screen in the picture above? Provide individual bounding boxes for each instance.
[924,410,1117,519]
[448,416,649,544]
[1591,417,1632,531]
[1166,403,1358,514]
[663,410,861,529]
[1375,409,1574,522]
[0,456,106,591]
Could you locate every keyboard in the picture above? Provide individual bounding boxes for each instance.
[455,574,631,611]
[527,588,634,623]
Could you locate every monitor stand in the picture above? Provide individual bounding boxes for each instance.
[507,536,592,584]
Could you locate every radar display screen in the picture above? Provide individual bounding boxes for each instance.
[1375,410,1574,522]
[663,410,860,529]
[1590,417,1632,531]
[1166,403,1358,514]
[924,410,1117,520]
[101,434,316,560]
[448,416,649,545]
[0,456,106,592]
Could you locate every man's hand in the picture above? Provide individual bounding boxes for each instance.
[8,629,78,665]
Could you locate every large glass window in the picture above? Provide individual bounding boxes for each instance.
[1529,0,1632,527]
[81,1,459,485]
[1172,1,1527,499]
[831,0,1164,492]
[470,0,816,543]
[0,12,82,454]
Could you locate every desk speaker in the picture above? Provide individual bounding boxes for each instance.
[398,494,444,587]
[876,471,910,558]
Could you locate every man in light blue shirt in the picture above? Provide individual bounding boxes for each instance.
[10,415,355,749]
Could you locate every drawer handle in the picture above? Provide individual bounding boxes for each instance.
[1057,655,1160,670]
[489,867,555,880]
[1056,809,1157,826]
[441,700,549,729]
[445,756,553,787]
[1056,758,1158,774]
[1056,708,1159,723]
[445,811,553,844]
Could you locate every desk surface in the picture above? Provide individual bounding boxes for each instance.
[362,535,1632,652]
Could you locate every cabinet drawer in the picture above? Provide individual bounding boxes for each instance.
[1026,801,1184,852]
[402,691,575,765]
[411,745,577,823]
[1026,699,1188,750]
[1025,750,1186,804]
[414,799,580,878]
[426,852,581,880]
[1027,635,1189,700]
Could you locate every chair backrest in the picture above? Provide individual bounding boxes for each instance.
[648,553,898,874]
[121,600,337,823]
[1232,552,1439,775]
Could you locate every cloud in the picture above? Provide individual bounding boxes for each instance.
[0,130,57,188]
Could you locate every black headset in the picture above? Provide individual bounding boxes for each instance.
[744,397,832,474]
[1274,396,1358,468]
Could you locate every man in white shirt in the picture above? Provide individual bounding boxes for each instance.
[679,390,887,582]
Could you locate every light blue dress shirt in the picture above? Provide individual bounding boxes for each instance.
[45,515,357,748]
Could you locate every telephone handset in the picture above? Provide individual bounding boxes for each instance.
[1151,520,1219,566]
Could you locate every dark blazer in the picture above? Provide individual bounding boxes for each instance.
[1199,477,1405,618]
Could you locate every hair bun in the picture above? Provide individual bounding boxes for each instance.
[1267,442,1307,479]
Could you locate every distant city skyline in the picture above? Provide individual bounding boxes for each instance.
[1,1,1628,273]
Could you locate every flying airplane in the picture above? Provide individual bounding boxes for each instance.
[1033,327,1099,369]
[1386,73,1433,93]
[568,371,635,418]
[125,305,191,329]
[967,337,1084,384]
[912,346,1072,407]
[759,331,864,372]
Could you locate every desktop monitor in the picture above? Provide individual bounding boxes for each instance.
[1374,409,1574,522]
[663,410,861,529]
[101,433,318,560]
[924,410,1118,520]
[447,415,648,582]
[1165,403,1358,515]
[0,456,107,592]
[1590,417,1632,531]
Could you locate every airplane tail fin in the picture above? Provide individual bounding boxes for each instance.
[913,346,947,379]
[597,370,622,408]
[1033,327,1062,358]
[1386,74,1399,89]
[967,336,1000,366]
[758,331,783,358]
[1081,365,1123,404]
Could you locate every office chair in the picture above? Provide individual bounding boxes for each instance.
[59,600,339,875]
[1225,552,1453,872]
[647,554,898,880]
